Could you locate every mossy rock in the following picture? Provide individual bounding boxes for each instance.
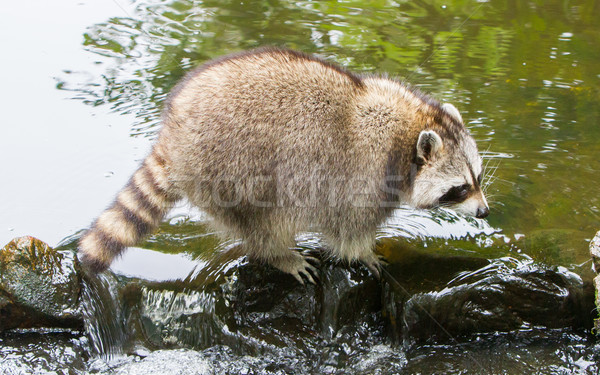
[0,236,83,330]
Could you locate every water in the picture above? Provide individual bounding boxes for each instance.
[0,0,153,246]
[24,0,600,267]
[3,0,599,265]
[2,0,600,373]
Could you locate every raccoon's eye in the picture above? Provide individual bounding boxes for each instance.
[439,184,470,204]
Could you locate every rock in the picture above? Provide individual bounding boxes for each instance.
[221,261,379,336]
[0,236,83,331]
[589,231,600,273]
[595,275,600,333]
[83,240,597,356]
[384,259,589,343]
[51,234,595,372]
[589,231,600,334]
[0,329,88,374]
[134,285,227,349]
[99,256,380,354]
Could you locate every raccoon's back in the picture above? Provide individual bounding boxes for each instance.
[161,48,366,198]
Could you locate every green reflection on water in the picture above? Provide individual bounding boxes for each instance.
[59,0,600,268]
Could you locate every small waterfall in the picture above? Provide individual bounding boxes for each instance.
[80,272,128,361]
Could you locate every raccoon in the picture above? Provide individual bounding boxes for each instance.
[78,47,489,283]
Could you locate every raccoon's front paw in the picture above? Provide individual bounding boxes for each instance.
[359,252,387,279]
[269,250,320,285]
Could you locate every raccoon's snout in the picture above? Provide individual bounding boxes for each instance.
[475,205,489,219]
[448,193,489,219]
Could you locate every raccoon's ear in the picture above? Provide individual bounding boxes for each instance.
[442,103,463,123]
[416,130,444,164]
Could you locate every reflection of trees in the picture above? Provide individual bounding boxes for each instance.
[61,0,512,131]
[61,0,597,125]
[57,0,600,239]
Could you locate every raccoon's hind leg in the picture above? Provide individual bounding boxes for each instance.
[244,232,320,285]
[324,232,383,278]
[267,249,320,285]
[211,210,320,284]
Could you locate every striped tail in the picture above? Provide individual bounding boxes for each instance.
[78,148,181,273]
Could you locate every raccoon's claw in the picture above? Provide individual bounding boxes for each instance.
[301,249,322,266]
[292,262,319,285]
[376,254,389,267]
[298,257,320,285]
[360,253,386,280]
[365,262,381,280]
[271,251,320,285]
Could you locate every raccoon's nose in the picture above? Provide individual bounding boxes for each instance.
[476,206,489,219]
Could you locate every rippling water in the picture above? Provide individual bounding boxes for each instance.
[50,0,600,269]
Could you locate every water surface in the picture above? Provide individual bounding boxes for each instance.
[52,0,600,269]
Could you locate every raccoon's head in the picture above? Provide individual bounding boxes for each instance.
[408,103,489,219]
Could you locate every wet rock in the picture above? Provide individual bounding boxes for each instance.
[384,259,589,343]
[589,231,600,334]
[589,230,600,273]
[92,256,380,356]
[401,329,600,374]
[223,262,321,329]
[133,285,227,350]
[77,240,597,372]
[594,275,600,333]
[0,329,88,374]
[0,236,83,331]
[222,262,379,337]
[346,344,407,374]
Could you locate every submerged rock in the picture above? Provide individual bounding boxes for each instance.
[132,284,227,350]
[0,236,83,331]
